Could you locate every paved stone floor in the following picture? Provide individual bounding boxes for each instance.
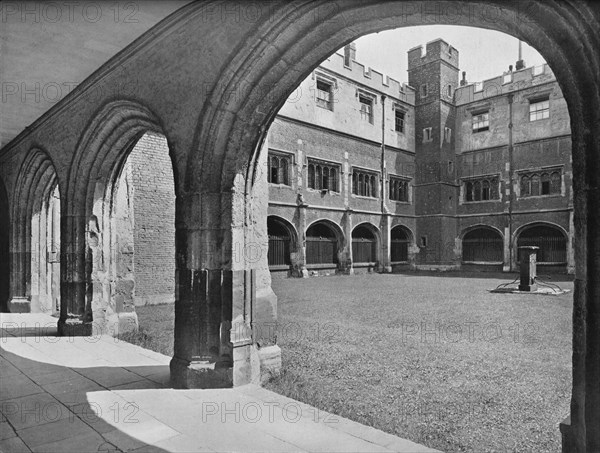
[1,313,439,453]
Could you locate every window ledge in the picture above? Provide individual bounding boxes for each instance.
[269,264,291,271]
[390,261,409,265]
[462,199,501,204]
[518,194,563,200]
[462,261,503,265]
[316,104,333,112]
[269,183,293,189]
[306,188,341,195]
[351,194,379,200]
[391,200,411,205]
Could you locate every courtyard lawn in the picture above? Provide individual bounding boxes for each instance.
[124,273,573,453]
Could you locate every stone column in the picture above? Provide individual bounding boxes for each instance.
[58,213,92,336]
[292,198,309,278]
[503,226,511,272]
[340,208,353,274]
[380,214,392,273]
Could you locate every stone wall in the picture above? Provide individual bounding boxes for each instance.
[128,132,176,306]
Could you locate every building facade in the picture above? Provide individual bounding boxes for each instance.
[265,40,574,277]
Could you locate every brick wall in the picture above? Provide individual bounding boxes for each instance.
[128,132,176,306]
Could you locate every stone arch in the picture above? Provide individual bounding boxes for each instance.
[267,215,298,268]
[10,148,60,313]
[305,219,345,266]
[351,222,380,265]
[62,99,175,335]
[390,224,413,263]
[461,225,504,263]
[0,177,10,312]
[105,3,596,445]
[514,221,568,267]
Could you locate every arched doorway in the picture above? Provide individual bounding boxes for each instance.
[390,225,411,263]
[351,224,377,264]
[10,149,60,314]
[517,224,567,269]
[306,221,340,266]
[462,227,504,263]
[267,216,292,267]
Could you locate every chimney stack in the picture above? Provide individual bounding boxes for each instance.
[344,43,356,66]
[460,71,467,86]
[509,64,513,72]
[515,40,525,70]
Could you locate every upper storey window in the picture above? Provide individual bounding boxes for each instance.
[267,152,291,186]
[359,95,374,124]
[307,159,339,192]
[472,111,489,133]
[394,109,405,133]
[352,169,378,198]
[529,97,549,121]
[316,79,333,110]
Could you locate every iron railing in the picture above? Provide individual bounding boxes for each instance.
[518,235,567,263]
[268,236,290,266]
[463,237,503,262]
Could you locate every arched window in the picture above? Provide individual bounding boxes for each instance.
[541,173,551,195]
[267,152,291,185]
[462,228,503,262]
[531,174,540,196]
[521,175,530,196]
[308,164,315,189]
[482,179,490,200]
[466,181,474,201]
[473,181,482,201]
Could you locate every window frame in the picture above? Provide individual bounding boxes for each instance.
[472,110,490,133]
[352,167,379,198]
[267,150,293,186]
[518,168,562,198]
[315,78,334,111]
[388,175,411,203]
[394,108,406,133]
[463,175,500,203]
[529,97,550,122]
[306,158,341,193]
[358,94,374,124]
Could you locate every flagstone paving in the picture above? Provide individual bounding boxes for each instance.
[1,313,439,452]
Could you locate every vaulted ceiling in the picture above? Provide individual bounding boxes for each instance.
[0,1,191,149]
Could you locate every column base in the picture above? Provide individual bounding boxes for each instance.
[170,356,233,389]
[258,345,282,385]
[57,317,93,336]
[8,297,31,313]
[559,415,573,452]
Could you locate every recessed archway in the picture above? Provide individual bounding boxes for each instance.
[179,4,597,450]
[0,178,10,312]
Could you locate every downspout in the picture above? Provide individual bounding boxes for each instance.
[381,94,387,214]
[508,94,514,270]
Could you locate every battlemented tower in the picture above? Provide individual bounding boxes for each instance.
[408,39,460,266]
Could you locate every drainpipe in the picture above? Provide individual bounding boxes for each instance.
[381,94,387,214]
[508,94,514,271]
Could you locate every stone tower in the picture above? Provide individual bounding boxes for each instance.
[408,39,460,267]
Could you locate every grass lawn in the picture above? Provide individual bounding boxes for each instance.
[123,272,572,453]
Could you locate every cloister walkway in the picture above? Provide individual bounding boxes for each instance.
[0,313,437,453]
